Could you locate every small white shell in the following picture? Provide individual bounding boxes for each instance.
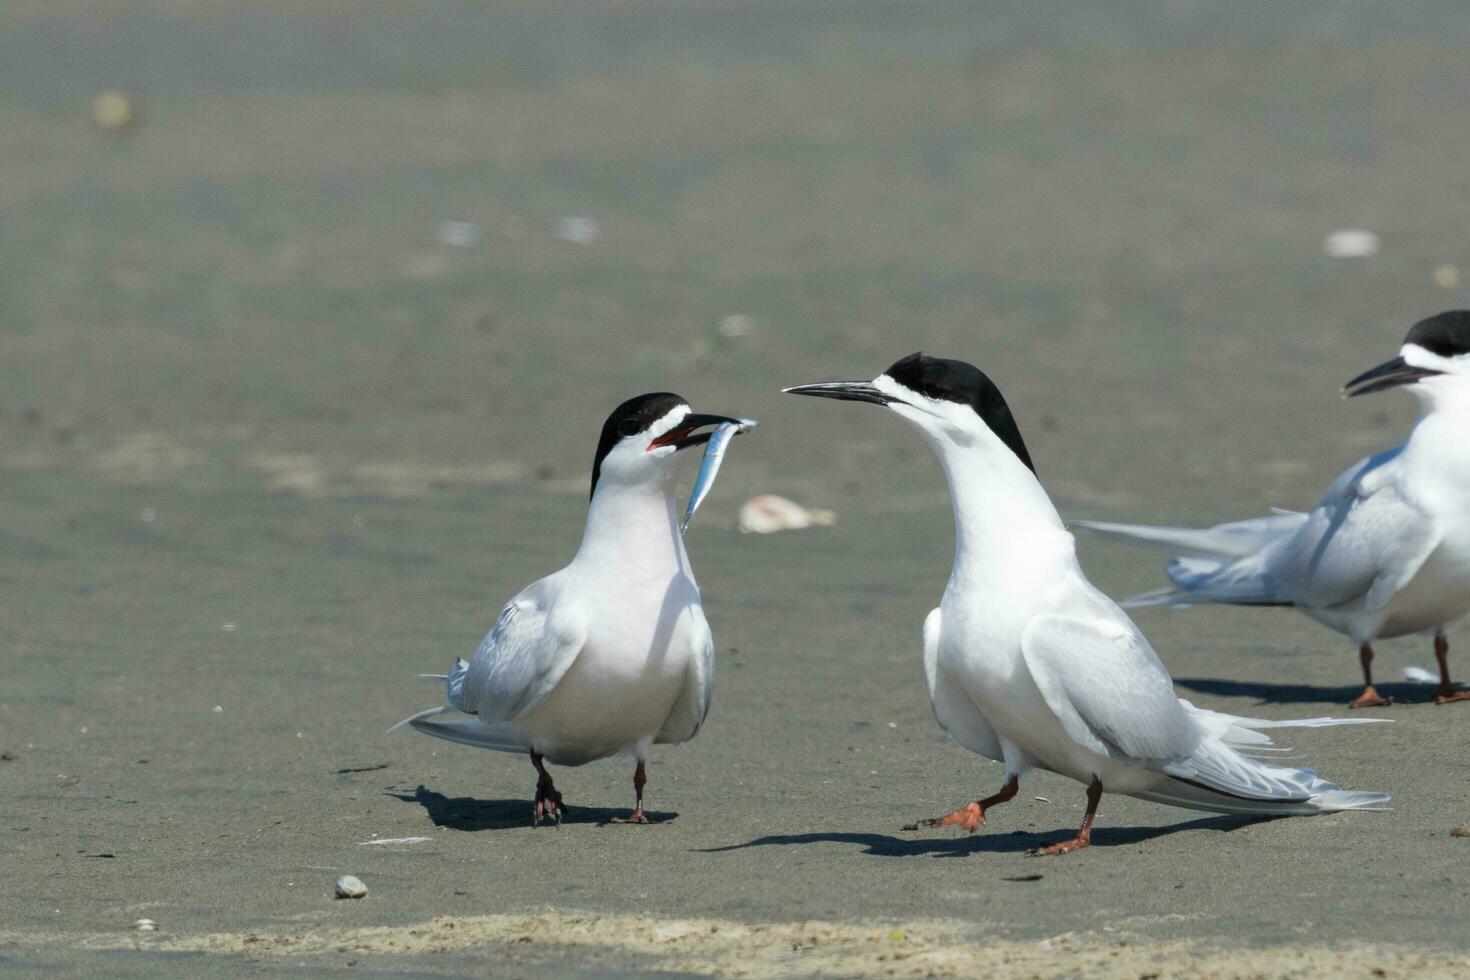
[132,918,157,931]
[436,220,481,248]
[335,875,368,899]
[718,314,756,338]
[737,495,836,534]
[1401,666,1438,686]
[1322,229,1378,258]
[556,216,600,245]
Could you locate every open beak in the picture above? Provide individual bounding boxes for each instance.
[1343,356,1444,398]
[647,413,745,451]
[781,380,894,406]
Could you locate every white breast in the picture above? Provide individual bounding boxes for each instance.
[1376,542,1470,637]
[512,574,702,766]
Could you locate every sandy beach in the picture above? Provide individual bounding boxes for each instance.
[3,2,1470,975]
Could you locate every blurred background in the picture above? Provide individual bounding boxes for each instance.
[5,0,1470,949]
[5,0,1470,510]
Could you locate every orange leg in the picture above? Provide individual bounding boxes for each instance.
[611,761,652,824]
[1032,776,1102,856]
[531,752,565,826]
[904,774,1019,833]
[1435,633,1470,704]
[1350,644,1393,708]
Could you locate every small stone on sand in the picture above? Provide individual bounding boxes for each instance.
[1450,826,1470,838]
[335,874,368,899]
[132,918,157,931]
[93,91,138,131]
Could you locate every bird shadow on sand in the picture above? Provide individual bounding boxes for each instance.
[1174,676,1437,707]
[389,785,676,830]
[700,814,1261,858]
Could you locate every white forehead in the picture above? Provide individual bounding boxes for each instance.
[874,374,909,399]
[870,371,964,411]
[643,403,691,440]
[1402,342,1456,369]
[874,372,972,426]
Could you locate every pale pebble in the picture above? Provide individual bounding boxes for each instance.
[335,874,368,899]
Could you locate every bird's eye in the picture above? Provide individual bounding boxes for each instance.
[617,419,641,437]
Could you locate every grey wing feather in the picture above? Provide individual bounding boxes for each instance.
[1074,513,1308,607]
[461,570,587,724]
[1086,446,1435,613]
[1268,448,1436,611]
[1020,594,1200,763]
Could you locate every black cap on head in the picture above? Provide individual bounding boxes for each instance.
[885,352,1035,473]
[1405,310,1470,359]
[590,392,687,497]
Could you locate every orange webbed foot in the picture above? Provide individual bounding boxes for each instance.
[903,802,985,833]
[1349,686,1393,708]
[1030,835,1091,856]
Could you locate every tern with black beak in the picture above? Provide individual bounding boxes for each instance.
[1077,311,1470,708]
[787,353,1387,854]
[395,393,752,824]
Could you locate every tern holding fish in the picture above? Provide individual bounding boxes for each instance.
[683,418,757,532]
[396,393,754,824]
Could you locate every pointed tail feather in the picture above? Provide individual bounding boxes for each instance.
[1110,558,1292,608]
[1119,585,1199,609]
[1310,790,1392,812]
[1142,706,1390,816]
[1074,516,1303,608]
[404,713,527,754]
[1226,714,1390,731]
[388,705,448,734]
[1072,514,1305,559]
[1140,702,1393,816]
[1138,777,1389,816]
[1151,751,1390,816]
[1181,700,1392,742]
[1162,556,1292,607]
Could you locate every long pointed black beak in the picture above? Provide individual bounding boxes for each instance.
[1343,356,1443,398]
[781,380,893,406]
[647,413,745,451]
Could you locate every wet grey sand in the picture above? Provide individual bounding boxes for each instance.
[4,1,1470,975]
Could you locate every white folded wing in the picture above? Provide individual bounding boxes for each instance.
[461,570,588,723]
[1019,589,1200,764]
[1268,450,1438,612]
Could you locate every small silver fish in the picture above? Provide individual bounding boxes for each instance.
[682,418,757,532]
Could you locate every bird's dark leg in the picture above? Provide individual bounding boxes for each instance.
[1032,776,1102,856]
[530,751,565,826]
[903,774,1019,833]
[610,761,651,824]
[1350,643,1392,708]
[1434,632,1470,704]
